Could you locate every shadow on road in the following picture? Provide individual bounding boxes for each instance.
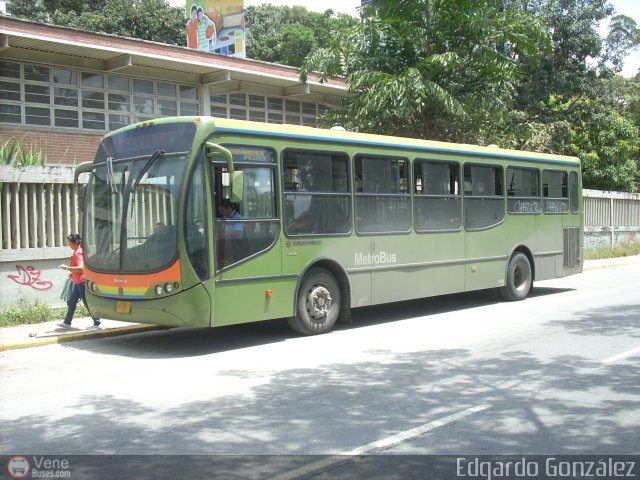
[62,286,577,360]
[3,282,638,464]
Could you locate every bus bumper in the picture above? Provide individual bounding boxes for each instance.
[86,284,211,327]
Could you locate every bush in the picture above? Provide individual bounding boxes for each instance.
[0,299,88,327]
[585,241,640,260]
[0,138,47,166]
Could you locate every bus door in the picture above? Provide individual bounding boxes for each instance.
[536,169,573,278]
[463,163,509,291]
[208,145,285,326]
[407,159,466,299]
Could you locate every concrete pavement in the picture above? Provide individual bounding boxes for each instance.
[0,317,164,351]
[1,255,638,351]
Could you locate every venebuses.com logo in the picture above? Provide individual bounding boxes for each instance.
[7,457,30,479]
[6,456,71,479]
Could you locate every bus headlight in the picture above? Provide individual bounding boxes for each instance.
[164,283,173,293]
[155,285,163,295]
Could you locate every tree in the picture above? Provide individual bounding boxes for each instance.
[553,97,639,191]
[276,24,318,68]
[8,0,186,46]
[245,5,356,67]
[502,0,639,190]
[300,0,549,143]
[603,14,640,75]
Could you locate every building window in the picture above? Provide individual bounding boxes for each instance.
[0,61,200,132]
[209,93,325,126]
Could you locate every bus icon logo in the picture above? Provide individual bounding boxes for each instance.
[7,456,30,479]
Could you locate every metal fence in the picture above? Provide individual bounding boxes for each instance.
[583,189,640,250]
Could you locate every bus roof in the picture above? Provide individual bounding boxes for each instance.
[110,116,580,166]
[209,118,580,166]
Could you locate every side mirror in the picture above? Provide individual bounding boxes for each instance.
[74,161,93,184]
[206,141,243,201]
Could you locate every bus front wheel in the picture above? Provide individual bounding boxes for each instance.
[288,268,340,335]
[498,252,532,301]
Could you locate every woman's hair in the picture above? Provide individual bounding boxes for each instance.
[67,233,82,243]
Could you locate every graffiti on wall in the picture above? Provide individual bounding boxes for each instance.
[7,265,53,290]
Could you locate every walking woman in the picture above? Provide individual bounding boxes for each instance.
[57,233,102,330]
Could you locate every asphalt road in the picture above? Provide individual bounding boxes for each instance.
[1,262,639,478]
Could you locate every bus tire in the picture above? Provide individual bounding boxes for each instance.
[288,268,340,335]
[498,252,532,301]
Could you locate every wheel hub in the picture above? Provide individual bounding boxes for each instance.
[306,286,332,320]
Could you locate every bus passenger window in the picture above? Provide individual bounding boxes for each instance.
[569,171,579,213]
[463,164,504,230]
[542,170,569,214]
[355,155,410,233]
[507,167,540,214]
[414,160,461,232]
[283,149,351,236]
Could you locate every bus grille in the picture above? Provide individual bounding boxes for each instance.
[563,227,581,269]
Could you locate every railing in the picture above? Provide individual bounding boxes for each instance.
[1,166,83,251]
[583,189,640,249]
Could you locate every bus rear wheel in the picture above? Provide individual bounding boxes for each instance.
[498,252,532,301]
[288,268,340,335]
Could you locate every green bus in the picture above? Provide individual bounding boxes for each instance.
[78,116,583,335]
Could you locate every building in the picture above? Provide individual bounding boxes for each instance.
[0,15,349,165]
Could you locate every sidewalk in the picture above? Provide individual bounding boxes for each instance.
[582,254,640,270]
[1,255,638,351]
[0,317,164,352]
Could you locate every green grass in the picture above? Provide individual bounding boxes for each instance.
[0,298,88,328]
[585,241,640,260]
[0,138,47,166]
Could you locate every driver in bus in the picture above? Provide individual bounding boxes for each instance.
[218,200,244,239]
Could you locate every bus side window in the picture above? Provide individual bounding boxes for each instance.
[569,171,579,213]
[355,155,410,233]
[283,149,351,236]
[506,167,541,215]
[414,159,461,232]
[463,164,504,230]
[185,159,209,280]
[542,169,569,214]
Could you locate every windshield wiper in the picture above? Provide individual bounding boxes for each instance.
[106,156,118,194]
[130,149,165,194]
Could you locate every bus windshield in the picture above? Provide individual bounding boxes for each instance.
[83,123,195,273]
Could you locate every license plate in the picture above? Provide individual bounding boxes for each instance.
[116,301,131,314]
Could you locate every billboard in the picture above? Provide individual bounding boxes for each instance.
[186,0,246,57]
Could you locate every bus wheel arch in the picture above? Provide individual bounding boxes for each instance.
[288,261,351,335]
[498,248,534,301]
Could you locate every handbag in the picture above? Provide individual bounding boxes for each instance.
[60,277,73,302]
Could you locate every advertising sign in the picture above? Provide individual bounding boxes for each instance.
[185,0,246,57]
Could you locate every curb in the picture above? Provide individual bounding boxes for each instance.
[583,256,640,271]
[0,324,166,352]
